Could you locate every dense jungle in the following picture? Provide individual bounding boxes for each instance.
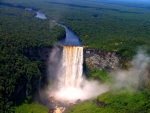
[0,0,150,112]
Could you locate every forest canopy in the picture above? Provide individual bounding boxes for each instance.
[0,0,150,112]
[5,0,149,57]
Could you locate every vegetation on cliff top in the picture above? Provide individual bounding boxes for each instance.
[2,0,150,57]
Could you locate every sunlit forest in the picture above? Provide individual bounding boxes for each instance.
[0,0,150,112]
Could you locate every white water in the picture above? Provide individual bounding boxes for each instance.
[48,46,108,103]
[58,46,83,88]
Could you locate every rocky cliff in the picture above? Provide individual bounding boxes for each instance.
[84,47,121,71]
[23,46,121,71]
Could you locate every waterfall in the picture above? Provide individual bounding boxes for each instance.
[58,46,83,88]
[48,46,108,102]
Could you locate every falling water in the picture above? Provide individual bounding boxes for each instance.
[40,21,108,109]
[58,46,83,88]
[47,46,108,103]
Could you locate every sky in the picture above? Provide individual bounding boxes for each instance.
[116,0,150,3]
[87,0,150,4]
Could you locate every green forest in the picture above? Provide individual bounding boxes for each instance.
[0,1,65,112]
[0,0,150,112]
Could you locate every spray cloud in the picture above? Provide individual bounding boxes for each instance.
[44,45,150,105]
[46,46,109,103]
[111,48,150,91]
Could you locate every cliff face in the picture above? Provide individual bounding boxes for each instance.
[22,46,52,63]
[23,46,121,71]
[84,48,120,70]
[19,46,52,98]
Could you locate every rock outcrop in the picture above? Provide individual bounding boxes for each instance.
[23,46,121,71]
[84,47,120,70]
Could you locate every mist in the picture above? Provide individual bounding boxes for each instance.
[40,45,150,106]
[51,77,108,102]
[47,46,63,81]
[111,48,150,91]
[45,46,109,103]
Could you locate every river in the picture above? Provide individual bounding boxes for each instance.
[1,2,81,46]
[57,23,82,46]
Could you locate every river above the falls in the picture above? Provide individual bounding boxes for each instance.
[57,23,82,46]
[1,2,81,45]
